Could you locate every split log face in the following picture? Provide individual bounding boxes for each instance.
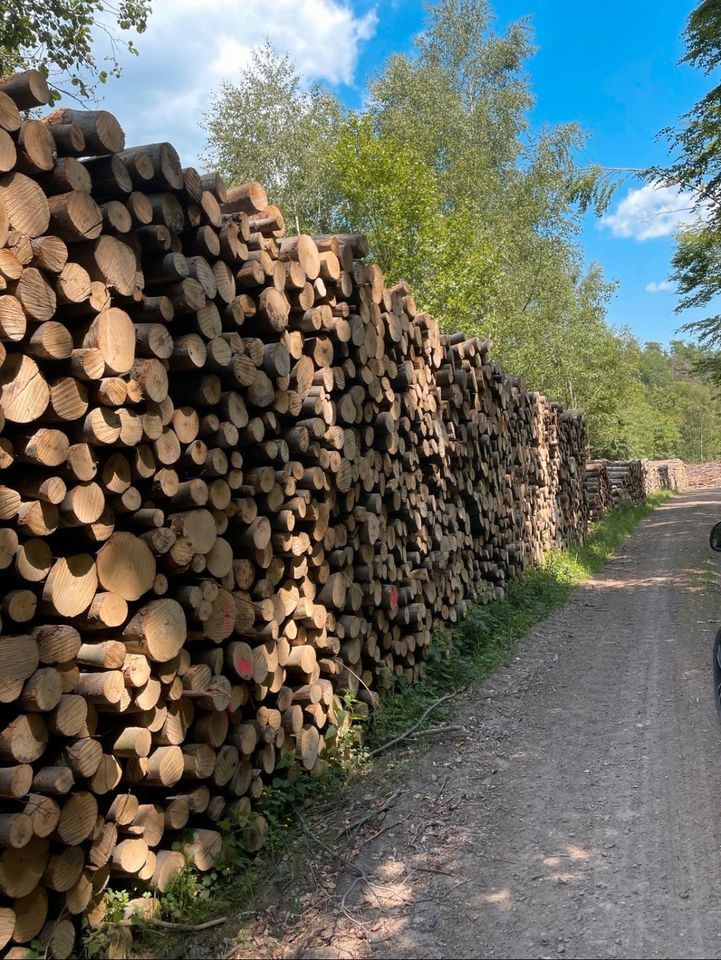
[0,354,50,422]
[0,172,50,236]
[0,70,594,959]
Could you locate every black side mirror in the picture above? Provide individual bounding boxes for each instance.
[710,521,721,552]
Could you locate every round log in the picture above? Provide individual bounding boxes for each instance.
[11,886,46,943]
[47,191,102,244]
[0,837,49,898]
[41,554,98,617]
[123,598,187,662]
[0,354,49,422]
[0,172,49,237]
[80,307,136,375]
[96,532,156,601]
[0,70,51,110]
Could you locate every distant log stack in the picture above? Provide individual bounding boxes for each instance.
[687,462,721,488]
[604,459,687,506]
[0,69,592,957]
[642,459,688,494]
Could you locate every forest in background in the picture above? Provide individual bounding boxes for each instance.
[201,0,721,462]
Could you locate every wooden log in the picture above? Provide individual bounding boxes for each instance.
[20,668,62,712]
[95,532,156,601]
[27,320,73,360]
[0,765,33,799]
[0,714,47,763]
[43,108,125,155]
[0,354,49,422]
[123,598,186,662]
[41,554,97,618]
[222,181,268,215]
[12,266,56,320]
[0,837,49,898]
[0,129,15,173]
[10,887,46,943]
[47,190,103,241]
[0,70,51,110]
[119,142,183,189]
[14,428,69,467]
[0,172,50,237]
[0,294,26,341]
[75,235,137,296]
[14,121,55,179]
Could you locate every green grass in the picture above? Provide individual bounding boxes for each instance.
[84,491,672,957]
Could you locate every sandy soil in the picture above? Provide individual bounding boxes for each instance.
[219,488,721,960]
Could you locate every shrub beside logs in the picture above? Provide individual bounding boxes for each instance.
[0,69,590,957]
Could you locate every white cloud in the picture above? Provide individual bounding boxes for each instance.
[645,280,675,294]
[92,0,378,164]
[601,182,707,242]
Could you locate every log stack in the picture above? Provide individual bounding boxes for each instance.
[584,461,612,521]
[605,459,687,507]
[687,462,721,488]
[0,69,590,957]
[605,460,646,506]
[642,459,688,494]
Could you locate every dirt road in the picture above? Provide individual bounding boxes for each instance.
[256,488,721,960]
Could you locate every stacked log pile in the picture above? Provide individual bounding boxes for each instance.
[0,71,590,957]
[605,460,646,506]
[604,458,687,507]
[688,462,721,488]
[642,459,687,494]
[584,461,612,521]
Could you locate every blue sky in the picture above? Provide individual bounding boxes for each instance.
[92,0,710,347]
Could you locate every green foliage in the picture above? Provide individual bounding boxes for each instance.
[650,0,721,379]
[81,889,136,959]
[201,43,343,234]
[200,5,721,457]
[0,0,150,101]
[327,114,451,300]
[325,1,636,452]
[600,339,721,461]
[199,3,721,463]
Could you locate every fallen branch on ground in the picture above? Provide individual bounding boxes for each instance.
[368,689,465,758]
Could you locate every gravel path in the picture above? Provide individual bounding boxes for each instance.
[228,489,721,960]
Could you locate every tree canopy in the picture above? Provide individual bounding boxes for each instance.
[652,0,721,378]
[201,44,342,235]
[0,0,150,100]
